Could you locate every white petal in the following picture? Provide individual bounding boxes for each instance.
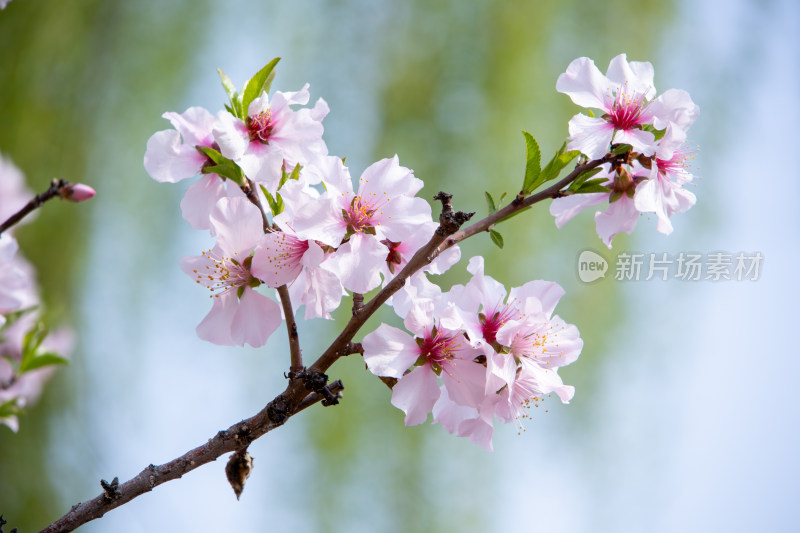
[143,129,205,183]
[391,365,440,426]
[556,56,613,110]
[362,324,420,379]
[231,289,282,347]
[567,114,615,160]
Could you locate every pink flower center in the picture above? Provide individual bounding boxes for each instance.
[343,195,378,233]
[509,373,546,426]
[607,89,649,131]
[247,109,276,144]
[507,324,560,365]
[275,235,310,265]
[418,330,460,369]
[480,304,520,344]
[192,250,255,297]
[656,145,694,185]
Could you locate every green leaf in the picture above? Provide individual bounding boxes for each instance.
[539,142,581,185]
[0,306,37,337]
[489,229,504,249]
[567,167,604,192]
[19,352,69,373]
[217,68,238,101]
[198,146,225,165]
[641,124,667,142]
[520,131,542,194]
[278,163,302,190]
[573,178,610,194]
[611,143,633,156]
[218,68,243,119]
[260,185,284,216]
[201,164,245,185]
[241,57,281,118]
[485,191,497,215]
[0,398,22,418]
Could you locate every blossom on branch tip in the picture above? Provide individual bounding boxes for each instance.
[60,183,96,203]
[557,54,699,160]
[212,84,329,193]
[633,124,697,235]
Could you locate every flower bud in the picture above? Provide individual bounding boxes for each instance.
[61,183,96,203]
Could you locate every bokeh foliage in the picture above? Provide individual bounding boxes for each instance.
[0,1,208,530]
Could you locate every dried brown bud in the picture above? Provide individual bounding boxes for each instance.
[225,450,254,500]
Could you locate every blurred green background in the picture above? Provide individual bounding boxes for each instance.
[1,0,797,532]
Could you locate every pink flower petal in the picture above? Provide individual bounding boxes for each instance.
[556,56,613,110]
[595,194,639,248]
[391,364,440,426]
[362,324,420,379]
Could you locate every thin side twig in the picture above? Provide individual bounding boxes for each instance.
[0,178,72,235]
[276,285,302,372]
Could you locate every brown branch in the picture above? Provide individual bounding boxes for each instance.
[38,380,343,533]
[0,178,88,235]
[277,285,302,372]
[437,153,616,253]
[351,293,364,315]
[242,178,270,233]
[239,181,301,370]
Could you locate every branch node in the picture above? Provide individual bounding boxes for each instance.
[267,395,289,425]
[433,191,473,236]
[351,292,364,315]
[321,379,344,406]
[100,477,121,502]
[345,342,364,355]
[146,464,157,488]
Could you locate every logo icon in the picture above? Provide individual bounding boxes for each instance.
[578,250,608,283]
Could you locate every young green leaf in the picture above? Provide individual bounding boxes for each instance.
[611,143,633,156]
[19,352,69,373]
[572,178,610,194]
[0,306,37,337]
[0,398,22,418]
[217,68,238,102]
[641,124,667,142]
[521,131,542,194]
[260,185,285,216]
[485,191,497,215]
[198,146,225,165]
[489,229,504,249]
[218,68,244,119]
[242,57,281,119]
[539,142,581,185]
[202,164,245,185]
[567,167,604,192]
